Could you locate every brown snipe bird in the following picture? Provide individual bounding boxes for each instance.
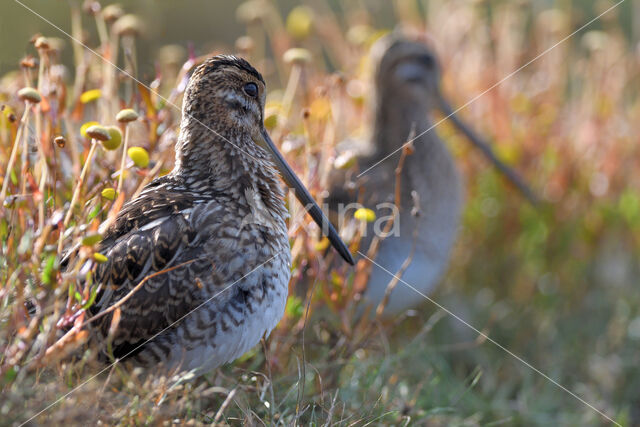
[331,37,534,314]
[87,56,353,373]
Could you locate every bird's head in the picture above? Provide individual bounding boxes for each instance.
[370,38,539,204]
[373,37,441,107]
[182,55,266,140]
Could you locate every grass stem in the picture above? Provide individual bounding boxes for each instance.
[0,102,30,205]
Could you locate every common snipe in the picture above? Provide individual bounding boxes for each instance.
[331,37,534,314]
[87,55,353,373]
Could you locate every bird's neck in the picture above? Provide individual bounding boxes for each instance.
[172,121,283,205]
[369,92,460,214]
[372,95,434,161]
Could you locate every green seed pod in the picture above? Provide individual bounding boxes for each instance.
[264,113,278,130]
[101,188,116,200]
[82,233,103,246]
[80,89,101,104]
[102,126,122,150]
[80,121,100,139]
[93,252,109,263]
[286,6,313,40]
[128,146,149,168]
[354,208,376,223]
[346,25,373,46]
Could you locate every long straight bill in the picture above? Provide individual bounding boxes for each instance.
[436,94,539,205]
[256,129,355,265]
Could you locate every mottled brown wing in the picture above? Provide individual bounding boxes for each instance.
[90,179,220,356]
[96,176,195,250]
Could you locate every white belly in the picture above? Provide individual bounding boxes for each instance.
[177,286,287,373]
[155,257,290,374]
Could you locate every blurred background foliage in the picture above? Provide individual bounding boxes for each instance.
[1,0,640,425]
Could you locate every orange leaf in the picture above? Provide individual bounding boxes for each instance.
[39,94,51,114]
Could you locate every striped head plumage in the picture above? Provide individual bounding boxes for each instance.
[174,56,269,181]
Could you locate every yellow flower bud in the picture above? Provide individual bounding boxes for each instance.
[93,252,109,263]
[102,126,122,150]
[80,89,102,104]
[354,208,376,223]
[101,188,116,200]
[128,146,149,168]
[82,233,103,246]
[286,6,313,40]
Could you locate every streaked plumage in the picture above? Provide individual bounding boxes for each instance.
[87,56,353,373]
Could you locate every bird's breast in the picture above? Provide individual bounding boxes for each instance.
[135,198,292,373]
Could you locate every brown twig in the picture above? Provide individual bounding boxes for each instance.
[83,257,204,325]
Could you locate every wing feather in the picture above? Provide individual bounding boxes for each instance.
[88,177,224,356]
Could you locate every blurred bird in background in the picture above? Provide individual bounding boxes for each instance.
[330,36,535,315]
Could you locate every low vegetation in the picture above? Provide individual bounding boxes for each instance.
[0,1,637,425]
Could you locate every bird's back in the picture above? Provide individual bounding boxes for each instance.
[90,173,290,372]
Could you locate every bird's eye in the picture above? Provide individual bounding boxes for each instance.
[244,82,258,98]
[418,54,436,69]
